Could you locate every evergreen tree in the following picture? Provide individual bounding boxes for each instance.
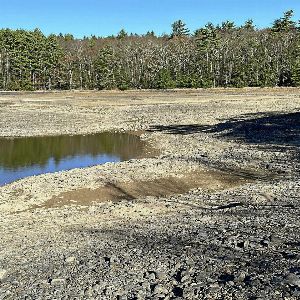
[117,29,128,39]
[154,69,175,89]
[145,31,156,37]
[272,10,296,32]
[171,20,190,38]
[220,21,236,32]
[242,19,255,31]
[94,46,115,89]
[0,11,299,91]
[292,43,300,86]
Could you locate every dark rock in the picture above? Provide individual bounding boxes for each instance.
[172,286,183,297]
[218,273,235,284]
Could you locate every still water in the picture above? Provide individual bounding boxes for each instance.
[0,132,145,186]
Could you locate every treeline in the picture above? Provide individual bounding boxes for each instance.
[1,10,300,90]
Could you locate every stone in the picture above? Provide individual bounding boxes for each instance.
[0,269,8,282]
[50,278,66,286]
[209,283,220,292]
[285,273,300,287]
[65,256,76,264]
[235,271,246,283]
[180,275,190,283]
[153,284,168,295]
[147,272,156,281]
[155,271,167,281]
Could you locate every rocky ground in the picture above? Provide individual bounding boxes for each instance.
[0,88,299,299]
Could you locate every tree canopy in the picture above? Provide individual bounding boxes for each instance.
[0,11,300,90]
[171,20,190,38]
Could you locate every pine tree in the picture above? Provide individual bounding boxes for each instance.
[220,21,236,32]
[171,20,190,38]
[0,12,299,91]
[272,10,296,32]
[154,69,175,89]
[292,43,300,86]
[94,46,115,89]
[117,29,128,39]
[242,19,255,31]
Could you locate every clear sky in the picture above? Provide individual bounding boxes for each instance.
[1,0,300,38]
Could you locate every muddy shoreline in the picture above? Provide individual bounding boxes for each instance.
[0,89,300,299]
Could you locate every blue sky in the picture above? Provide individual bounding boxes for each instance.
[1,0,300,37]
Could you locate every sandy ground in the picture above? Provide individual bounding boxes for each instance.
[0,88,300,299]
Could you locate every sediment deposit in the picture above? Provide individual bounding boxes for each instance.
[0,88,299,299]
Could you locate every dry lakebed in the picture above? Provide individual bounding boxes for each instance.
[0,88,299,299]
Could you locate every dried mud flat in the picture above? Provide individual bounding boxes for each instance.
[0,88,300,299]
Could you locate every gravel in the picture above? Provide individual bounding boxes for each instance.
[0,89,299,299]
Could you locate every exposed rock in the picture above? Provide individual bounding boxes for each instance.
[65,256,76,264]
[285,273,300,288]
[0,269,8,281]
[0,90,299,299]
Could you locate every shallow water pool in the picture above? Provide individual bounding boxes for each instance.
[0,132,146,186]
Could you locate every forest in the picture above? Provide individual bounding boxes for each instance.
[1,10,300,90]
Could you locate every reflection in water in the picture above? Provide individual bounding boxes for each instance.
[0,132,146,186]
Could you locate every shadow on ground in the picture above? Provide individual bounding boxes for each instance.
[73,202,300,298]
[148,111,300,149]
